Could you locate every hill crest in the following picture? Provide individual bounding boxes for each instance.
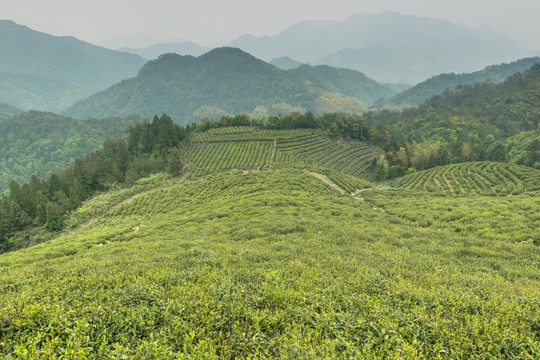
[65,47,369,123]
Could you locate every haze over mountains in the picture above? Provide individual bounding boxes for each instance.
[230,12,529,84]
[0,12,538,119]
[0,20,145,112]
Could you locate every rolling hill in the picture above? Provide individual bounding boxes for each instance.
[230,12,528,84]
[376,56,540,109]
[0,165,538,357]
[64,47,368,123]
[0,72,88,113]
[0,20,146,110]
[362,63,540,176]
[289,64,398,106]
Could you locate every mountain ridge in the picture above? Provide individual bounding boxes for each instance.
[0,20,146,109]
[230,12,529,84]
[64,47,369,122]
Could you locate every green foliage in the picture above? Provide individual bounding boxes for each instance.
[44,201,62,231]
[289,64,397,106]
[365,64,540,174]
[363,188,539,244]
[0,170,538,357]
[65,48,367,123]
[0,111,148,193]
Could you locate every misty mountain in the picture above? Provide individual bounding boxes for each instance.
[118,42,211,60]
[375,56,540,109]
[270,56,303,70]
[64,47,368,123]
[0,20,146,96]
[230,12,528,84]
[0,102,22,121]
[288,64,397,106]
[0,72,88,113]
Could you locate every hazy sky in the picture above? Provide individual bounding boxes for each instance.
[3,0,540,49]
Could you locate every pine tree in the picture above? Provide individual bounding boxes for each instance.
[45,202,63,231]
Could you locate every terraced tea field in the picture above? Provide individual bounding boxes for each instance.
[392,161,540,195]
[185,127,382,179]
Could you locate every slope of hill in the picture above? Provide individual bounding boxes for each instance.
[0,20,146,109]
[376,57,540,109]
[288,64,398,106]
[0,72,87,112]
[230,12,527,84]
[364,64,540,176]
[0,102,22,120]
[0,111,148,192]
[64,48,368,123]
[0,167,538,357]
[118,42,210,59]
[184,127,383,179]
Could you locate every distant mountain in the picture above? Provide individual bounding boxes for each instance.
[375,57,540,109]
[65,47,368,123]
[230,12,528,84]
[0,72,88,112]
[288,64,397,106]
[271,56,302,70]
[0,20,146,109]
[118,42,210,60]
[0,102,23,121]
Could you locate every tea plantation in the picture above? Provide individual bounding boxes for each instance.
[0,166,539,358]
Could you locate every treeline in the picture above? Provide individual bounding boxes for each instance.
[0,111,149,193]
[365,64,540,180]
[196,112,373,142]
[0,114,185,252]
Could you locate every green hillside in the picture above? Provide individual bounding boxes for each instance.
[0,168,539,357]
[0,72,87,112]
[376,57,540,109]
[0,102,22,121]
[364,64,540,178]
[0,111,148,193]
[64,48,367,123]
[289,64,398,106]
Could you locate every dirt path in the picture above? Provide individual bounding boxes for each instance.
[307,171,346,194]
[353,188,373,200]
